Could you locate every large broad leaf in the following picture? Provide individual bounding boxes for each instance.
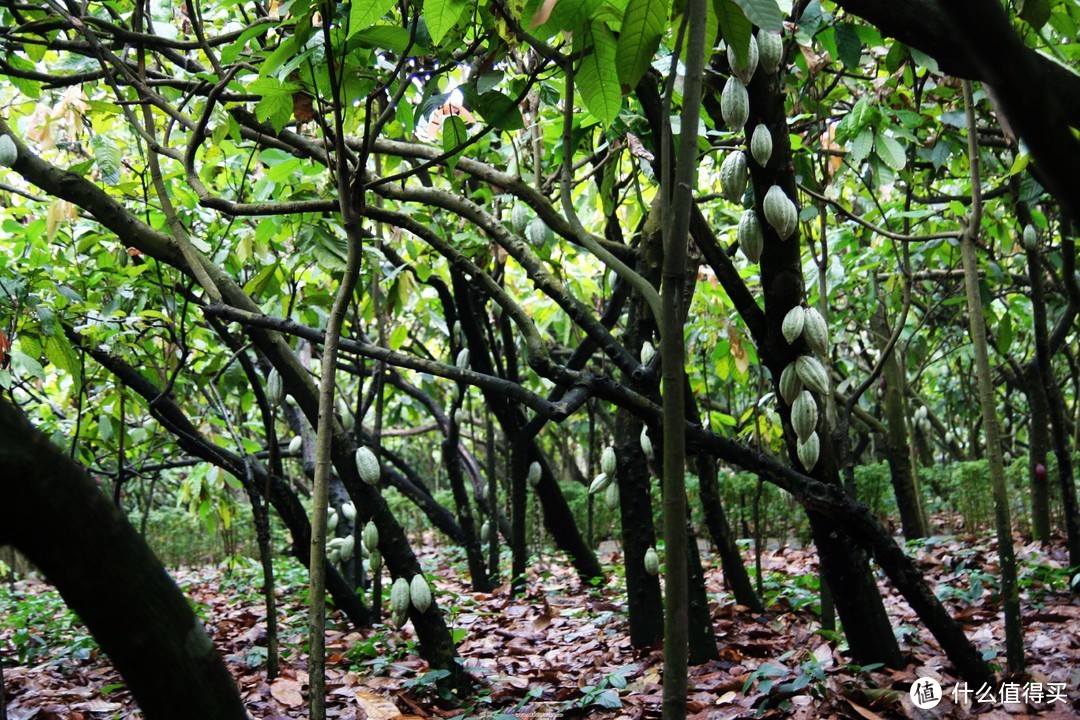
[716,0,753,65]
[425,0,469,45]
[874,133,906,170]
[442,114,469,170]
[615,0,669,91]
[578,22,621,127]
[460,86,524,130]
[349,0,397,38]
[730,0,783,34]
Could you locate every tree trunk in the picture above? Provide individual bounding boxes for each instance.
[695,454,763,611]
[1021,364,1052,542]
[0,397,248,720]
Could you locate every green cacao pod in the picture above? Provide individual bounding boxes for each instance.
[266,369,284,407]
[791,390,818,442]
[644,546,660,576]
[763,185,798,240]
[362,521,379,551]
[527,460,542,487]
[779,362,803,405]
[604,481,620,510]
[0,135,17,167]
[738,210,764,264]
[510,202,530,233]
[802,307,829,356]
[410,574,432,612]
[341,501,356,521]
[525,216,553,246]
[455,348,470,370]
[601,446,617,475]
[797,431,820,471]
[720,151,749,203]
[392,607,408,629]
[339,535,355,562]
[640,426,654,459]
[1023,224,1037,251]
[480,520,492,542]
[795,355,830,396]
[750,123,773,167]
[589,472,611,495]
[757,31,784,74]
[727,35,759,85]
[355,446,381,485]
[288,435,302,454]
[782,306,806,345]
[721,77,749,131]
[368,549,382,573]
[390,577,411,616]
[327,509,339,533]
[640,341,656,365]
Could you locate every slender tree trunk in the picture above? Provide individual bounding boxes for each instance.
[443,408,492,591]
[1021,363,1052,542]
[959,80,1023,673]
[695,453,762,611]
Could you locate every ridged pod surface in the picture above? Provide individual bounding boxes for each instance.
[738,210,764,264]
[779,362,803,405]
[267,369,284,407]
[640,426,654,459]
[410,575,432,612]
[726,34,759,84]
[791,390,818,442]
[720,151,749,203]
[721,77,749,130]
[0,135,17,167]
[750,124,773,167]
[601,446,617,475]
[527,460,542,487]
[795,356,830,396]
[802,307,829,356]
[640,341,656,365]
[1023,224,1037,251]
[589,472,611,494]
[782,306,806,345]
[391,577,411,616]
[797,431,820,471]
[362,521,379,551]
[355,446,381,485]
[604,481,620,510]
[644,546,660,576]
[757,31,784,74]
[763,185,798,240]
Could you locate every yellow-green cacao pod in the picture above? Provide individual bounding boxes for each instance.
[455,348,470,370]
[288,435,302,454]
[604,481,620,510]
[763,185,798,240]
[720,150,749,203]
[791,390,818,442]
[640,427,654,459]
[527,460,542,487]
[757,31,784,74]
[640,341,656,365]
[782,306,806,345]
[779,362,803,405]
[738,210,764,264]
[0,135,17,167]
[802,307,829,357]
[390,577,411,616]
[644,546,660,576]
[750,123,773,167]
[510,202,530,233]
[601,446,617,476]
[362,521,379,551]
[266,369,284,407]
[727,34,759,85]
[795,355,830,396]
[797,431,820,471]
[368,549,382,573]
[355,446,381,485]
[1023,224,1037,251]
[410,575,432,612]
[589,472,610,495]
[721,77,749,131]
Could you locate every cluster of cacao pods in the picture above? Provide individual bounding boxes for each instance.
[389,574,433,628]
[778,306,831,471]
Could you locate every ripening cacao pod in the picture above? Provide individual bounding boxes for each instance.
[266,369,284,407]
[797,432,820,471]
[640,341,656,365]
[355,446,381,485]
[763,185,798,240]
[791,390,818,442]
[362,521,379,551]
[390,577,411,616]
[288,435,302,454]
[750,124,773,167]
[589,472,611,495]
[721,77,749,130]
[757,31,784,74]
[341,501,357,521]
[738,210,764,264]
[802,307,829,356]
[368,549,382,573]
[644,546,660,576]
[0,135,17,167]
[527,460,542,487]
[795,355,830,396]
[782,306,806,345]
[720,150,749,203]
[604,481,620,510]
[455,348,470,370]
[727,34,759,84]
[640,426,654,459]
[779,362,803,405]
[410,575,432,612]
[601,446,617,475]
[1023,224,1037,251]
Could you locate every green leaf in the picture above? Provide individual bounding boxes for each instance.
[349,0,397,38]
[615,0,669,90]
[730,0,783,34]
[716,0,753,66]
[348,25,415,52]
[833,21,861,68]
[425,0,469,45]
[89,135,122,184]
[849,128,873,164]
[44,332,81,393]
[247,77,302,132]
[874,133,906,170]
[577,22,621,126]
[461,87,524,131]
[1019,0,1051,30]
[442,114,469,170]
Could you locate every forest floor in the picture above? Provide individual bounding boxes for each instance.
[1,532,1078,720]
